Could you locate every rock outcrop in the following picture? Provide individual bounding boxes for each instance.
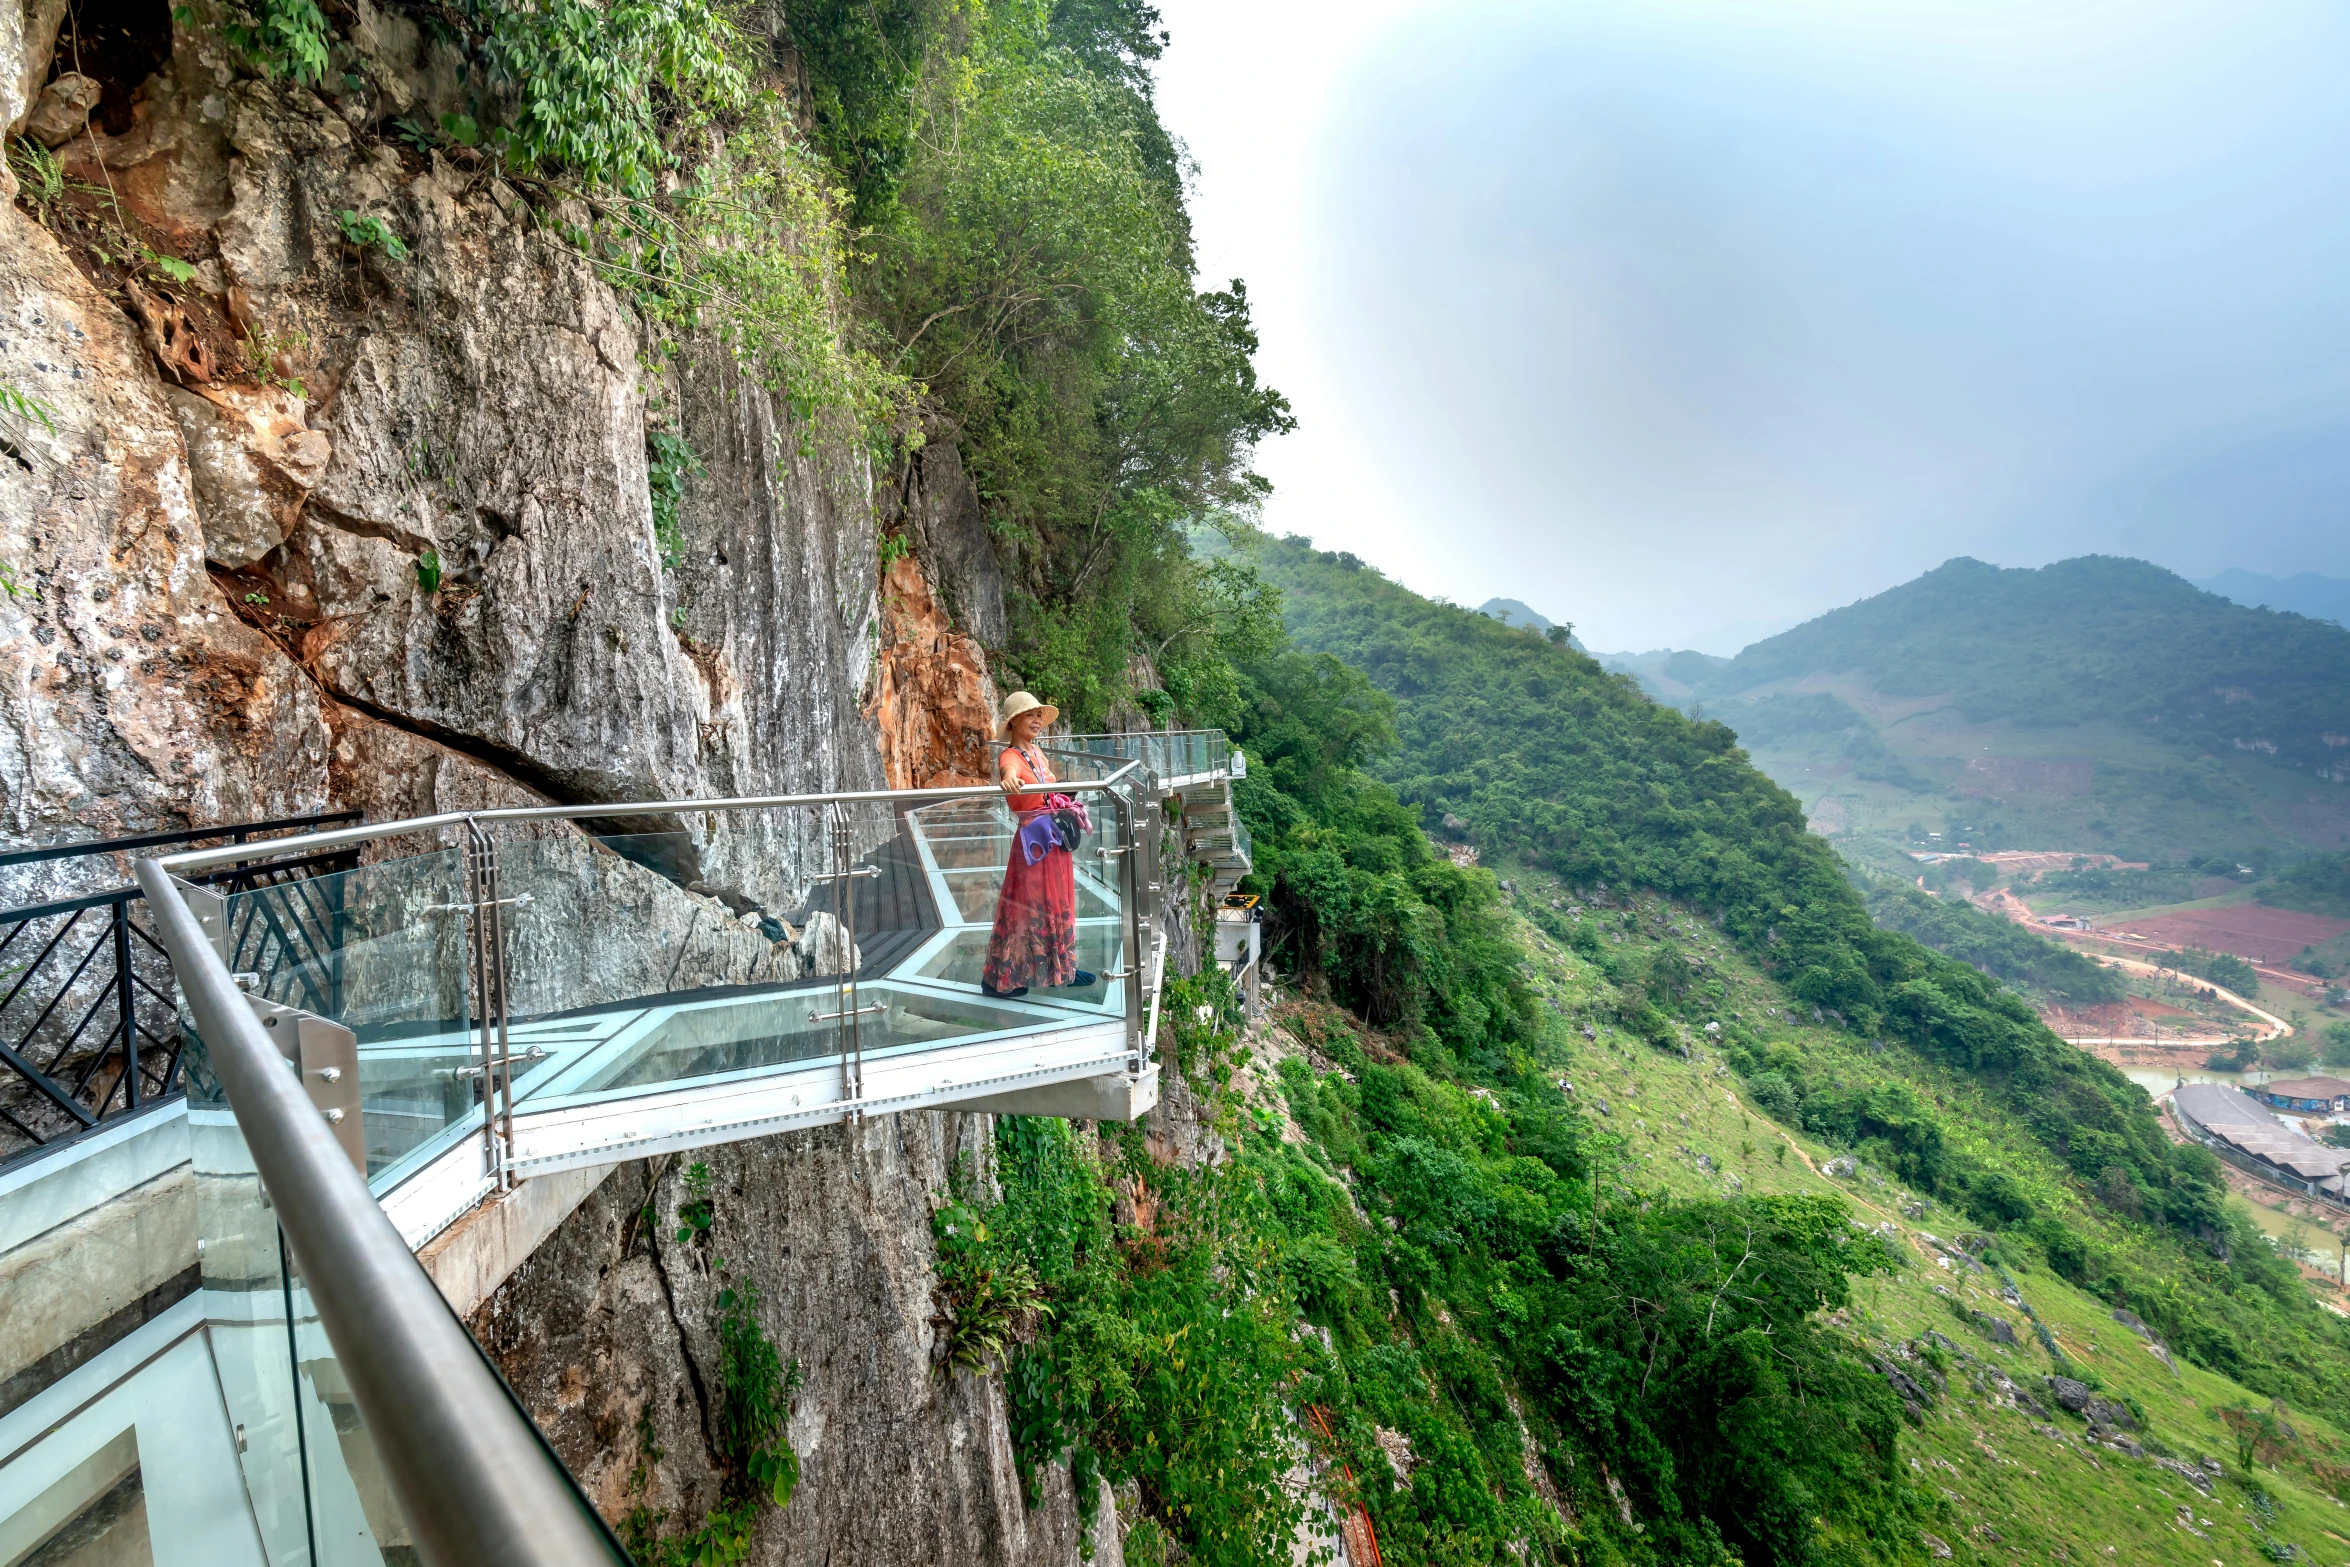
[868,550,999,790]
[0,8,1110,1559]
[475,1117,1119,1565]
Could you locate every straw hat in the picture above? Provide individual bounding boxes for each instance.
[999,690,1059,735]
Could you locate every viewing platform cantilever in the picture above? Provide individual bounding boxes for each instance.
[147,756,1179,1247]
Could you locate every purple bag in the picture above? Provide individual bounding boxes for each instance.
[1016,814,1060,865]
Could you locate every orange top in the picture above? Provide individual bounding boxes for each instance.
[1000,744,1056,813]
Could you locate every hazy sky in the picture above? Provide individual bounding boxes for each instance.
[1152,0,2350,652]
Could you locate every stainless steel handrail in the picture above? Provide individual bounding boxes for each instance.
[137,860,628,1567]
[151,766,1146,876]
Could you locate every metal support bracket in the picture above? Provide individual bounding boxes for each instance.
[181,880,231,965]
[809,1001,888,1025]
[244,993,364,1173]
[450,1046,550,1081]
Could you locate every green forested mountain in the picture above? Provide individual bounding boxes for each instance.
[1604,556,2350,859]
[1704,556,2350,766]
[954,521,2350,1563]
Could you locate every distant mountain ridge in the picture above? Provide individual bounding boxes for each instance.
[1599,555,2350,858]
[2194,568,2350,628]
[1701,556,2350,772]
[1477,596,1552,631]
[1477,597,1587,650]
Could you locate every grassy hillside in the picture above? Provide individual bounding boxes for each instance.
[946,534,2350,1565]
[1243,530,2350,1415]
[1480,892,2350,1565]
[972,878,2350,1564]
[1603,558,2350,862]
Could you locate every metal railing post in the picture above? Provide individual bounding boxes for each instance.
[833,807,863,1113]
[461,821,512,1187]
[1128,779,1163,1072]
[114,900,140,1109]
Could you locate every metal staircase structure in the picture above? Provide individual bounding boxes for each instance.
[0,732,1252,1567]
[1057,729,1252,898]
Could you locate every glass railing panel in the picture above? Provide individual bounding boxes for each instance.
[178,1014,621,1564]
[486,796,1133,1113]
[493,828,799,1022]
[886,789,1127,1014]
[0,1108,263,1566]
[550,983,1074,1098]
[1055,728,1238,785]
[218,851,484,1194]
[183,1023,416,1566]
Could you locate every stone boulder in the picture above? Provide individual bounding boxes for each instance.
[2084,1394,2138,1431]
[1971,1311,2017,1347]
[2046,1376,2092,1414]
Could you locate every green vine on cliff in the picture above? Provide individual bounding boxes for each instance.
[225,0,331,84]
[624,1164,803,1566]
[647,430,703,570]
[467,0,746,197]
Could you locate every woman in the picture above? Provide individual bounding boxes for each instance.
[981,692,1096,998]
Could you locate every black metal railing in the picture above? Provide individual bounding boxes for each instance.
[0,813,360,1161]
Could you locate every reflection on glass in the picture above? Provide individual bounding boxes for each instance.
[219,852,483,1184]
[0,1427,150,1565]
[911,925,1123,1004]
[579,986,1046,1093]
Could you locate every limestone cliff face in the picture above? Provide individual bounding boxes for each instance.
[2,20,893,907]
[474,1119,1120,1566]
[868,549,1000,790]
[0,10,1110,1561]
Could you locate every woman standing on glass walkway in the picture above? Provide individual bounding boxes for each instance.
[981,692,1097,999]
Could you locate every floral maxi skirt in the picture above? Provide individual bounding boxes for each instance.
[982,828,1077,992]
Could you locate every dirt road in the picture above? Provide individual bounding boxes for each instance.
[2082,951,2291,1039]
[1973,889,2298,1039]
[1979,888,2333,1001]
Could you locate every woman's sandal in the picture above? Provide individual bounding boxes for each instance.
[982,983,1029,999]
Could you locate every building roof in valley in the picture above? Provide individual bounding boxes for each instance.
[2259,1077,2350,1100]
[2173,1083,2350,1185]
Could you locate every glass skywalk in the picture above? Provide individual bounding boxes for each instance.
[175,759,1157,1245]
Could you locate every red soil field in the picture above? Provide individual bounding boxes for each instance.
[2039,995,2207,1040]
[2117,904,2350,964]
